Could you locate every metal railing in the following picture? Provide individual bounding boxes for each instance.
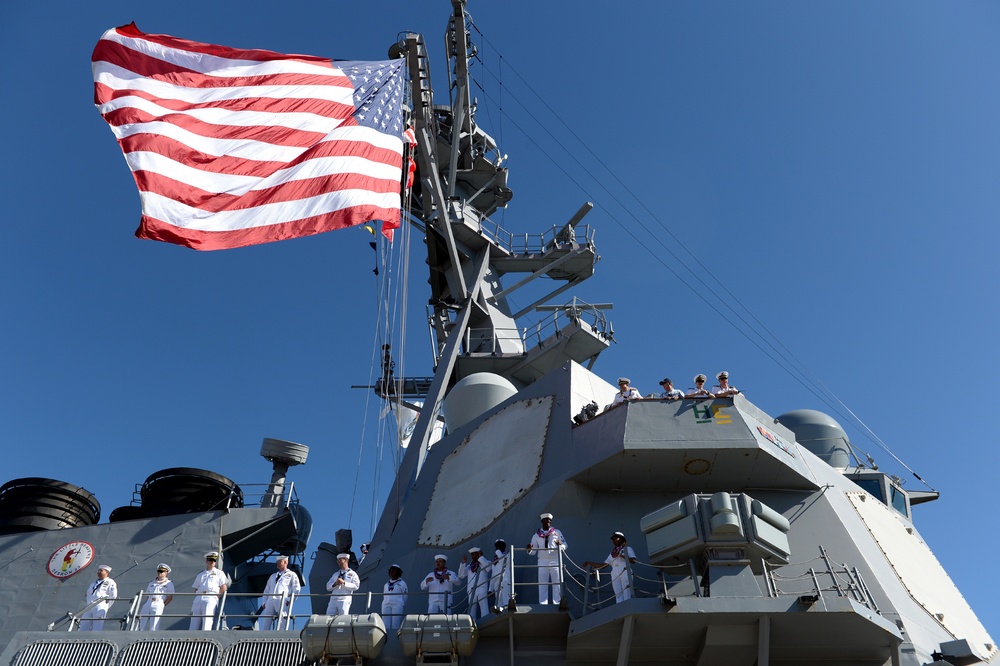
[48,545,879,633]
[561,546,881,616]
[432,298,612,360]
[464,202,596,257]
[525,298,612,347]
[125,482,300,512]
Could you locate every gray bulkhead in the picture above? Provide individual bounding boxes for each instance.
[332,361,995,665]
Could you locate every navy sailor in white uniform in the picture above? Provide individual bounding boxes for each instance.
[490,539,512,611]
[584,531,637,603]
[420,554,457,614]
[612,377,642,405]
[190,551,229,630]
[526,512,567,605]
[259,554,301,630]
[325,553,360,615]
[458,546,491,621]
[80,564,117,631]
[139,563,174,631]
[381,564,408,629]
[712,370,740,397]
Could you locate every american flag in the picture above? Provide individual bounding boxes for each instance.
[92,23,404,250]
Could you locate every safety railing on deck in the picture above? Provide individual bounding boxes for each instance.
[525,298,612,348]
[560,545,881,616]
[473,211,596,257]
[50,544,877,632]
[125,482,300,512]
[442,298,612,358]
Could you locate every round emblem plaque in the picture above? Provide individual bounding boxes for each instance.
[47,541,95,579]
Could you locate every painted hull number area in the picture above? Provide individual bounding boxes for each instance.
[691,402,732,425]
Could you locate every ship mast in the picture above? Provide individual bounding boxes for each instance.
[369,0,612,549]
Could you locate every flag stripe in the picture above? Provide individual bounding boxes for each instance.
[102,24,339,74]
[102,105,333,148]
[139,188,400,231]
[132,168,402,214]
[95,84,350,137]
[118,132,404,184]
[92,23,404,250]
[137,203,398,251]
[95,81,348,119]
[94,59,354,105]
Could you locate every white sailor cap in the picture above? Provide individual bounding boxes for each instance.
[389,563,403,572]
[540,512,553,520]
[337,553,351,560]
[205,551,220,560]
[275,555,289,562]
[495,538,507,547]
[717,371,729,379]
[156,563,171,573]
[617,377,630,384]
[434,554,448,562]
[468,546,482,554]
[611,531,626,540]
[98,564,112,572]
[694,374,707,382]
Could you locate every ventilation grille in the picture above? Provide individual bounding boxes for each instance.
[222,639,314,665]
[13,640,115,666]
[119,638,220,665]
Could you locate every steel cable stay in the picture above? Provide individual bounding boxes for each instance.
[350,193,407,529]
[347,245,384,528]
[463,79,864,428]
[351,126,419,533]
[474,102,907,481]
[459,15,932,490]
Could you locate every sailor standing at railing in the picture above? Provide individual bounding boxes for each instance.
[711,371,740,397]
[80,564,117,631]
[190,551,229,630]
[139,563,174,631]
[259,555,300,630]
[490,539,512,611]
[583,532,637,603]
[420,554,456,614]
[458,547,491,621]
[325,553,360,616]
[526,512,567,605]
[612,378,642,405]
[381,564,408,630]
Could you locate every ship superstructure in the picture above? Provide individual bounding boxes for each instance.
[0,2,995,665]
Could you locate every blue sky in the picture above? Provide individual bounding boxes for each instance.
[2,0,997,640]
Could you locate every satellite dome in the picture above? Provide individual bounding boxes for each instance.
[443,373,518,431]
[775,409,851,470]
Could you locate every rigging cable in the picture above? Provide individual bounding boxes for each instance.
[347,228,385,528]
[358,110,421,536]
[351,110,417,530]
[466,19,932,490]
